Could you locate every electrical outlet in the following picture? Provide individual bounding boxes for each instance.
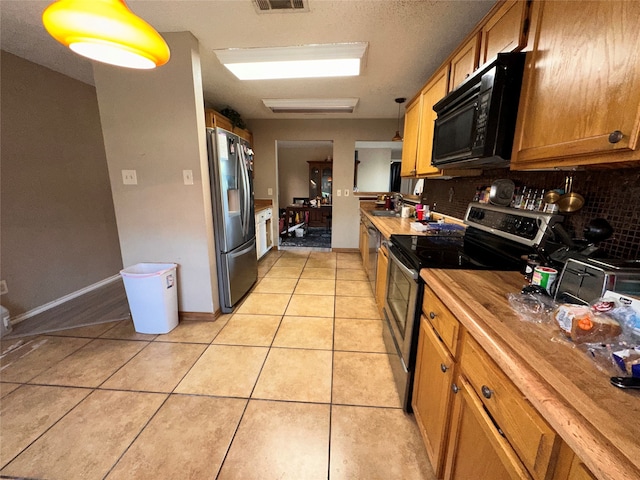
[0,280,8,295]
[183,170,194,185]
[122,170,137,185]
[344,189,350,197]
[268,188,273,196]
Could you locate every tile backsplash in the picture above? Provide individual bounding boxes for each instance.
[420,167,640,260]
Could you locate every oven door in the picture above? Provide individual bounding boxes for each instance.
[385,245,421,363]
[383,243,422,411]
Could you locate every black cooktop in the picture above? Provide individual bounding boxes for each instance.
[390,228,530,272]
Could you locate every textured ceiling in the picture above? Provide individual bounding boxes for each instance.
[0,0,495,120]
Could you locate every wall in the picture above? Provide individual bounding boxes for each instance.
[0,51,122,317]
[356,148,392,191]
[248,119,396,249]
[420,167,640,259]
[277,145,333,207]
[93,33,218,314]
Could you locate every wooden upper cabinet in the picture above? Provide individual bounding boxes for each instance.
[416,66,449,176]
[204,108,253,145]
[400,96,421,177]
[449,34,480,91]
[480,0,530,65]
[511,0,640,169]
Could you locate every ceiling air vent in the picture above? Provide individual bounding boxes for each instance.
[253,0,308,13]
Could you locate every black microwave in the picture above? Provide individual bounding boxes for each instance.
[432,52,526,169]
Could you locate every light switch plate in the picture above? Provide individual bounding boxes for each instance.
[336,190,341,197]
[183,170,194,185]
[268,188,273,196]
[122,170,137,185]
[344,189,350,197]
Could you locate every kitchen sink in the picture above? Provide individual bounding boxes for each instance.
[370,210,399,217]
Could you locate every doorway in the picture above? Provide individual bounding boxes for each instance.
[276,140,334,250]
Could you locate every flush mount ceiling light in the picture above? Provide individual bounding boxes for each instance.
[392,97,406,141]
[42,0,170,69]
[263,98,359,114]
[215,43,368,80]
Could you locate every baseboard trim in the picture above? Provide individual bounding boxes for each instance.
[179,311,220,322]
[10,275,122,325]
[332,248,359,253]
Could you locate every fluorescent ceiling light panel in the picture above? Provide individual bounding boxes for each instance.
[215,43,368,80]
[263,98,359,114]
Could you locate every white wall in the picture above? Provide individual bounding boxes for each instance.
[356,148,392,192]
[93,32,218,314]
[248,119,396,249]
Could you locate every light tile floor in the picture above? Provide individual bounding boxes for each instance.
[0,249,434,480]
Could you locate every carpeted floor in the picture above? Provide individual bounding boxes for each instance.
[279,227,332,248]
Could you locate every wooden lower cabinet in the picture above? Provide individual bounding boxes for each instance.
[374,242,388,312]
[461,335,558,480]
[415,288,602,480]
[551,441,598,480]
[359,218,369,274]
[413,315,456,478]
[443,376,532,480]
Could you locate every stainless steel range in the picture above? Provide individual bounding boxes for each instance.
[383,203,563,411]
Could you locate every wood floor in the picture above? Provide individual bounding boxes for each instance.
[6,280,130,339]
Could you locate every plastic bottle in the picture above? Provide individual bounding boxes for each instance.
[511,187,522,208]
[517,186,528,209]
[536,189,546,211]
[525,189,536,210]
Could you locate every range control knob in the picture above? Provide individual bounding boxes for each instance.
[523,220,537,236]
[514,219,522,232]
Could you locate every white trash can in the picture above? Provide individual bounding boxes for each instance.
[120,263,178,334]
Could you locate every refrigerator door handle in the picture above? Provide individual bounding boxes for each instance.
[238,145,250,238]
[234,141,247,238]
[228,237,256,259]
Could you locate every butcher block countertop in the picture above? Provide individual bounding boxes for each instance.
[254,199,273,213]
[420,269,640,480]
[359,201,464,239]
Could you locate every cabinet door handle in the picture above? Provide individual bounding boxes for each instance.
[608,130,624,144]
[481,385,493,399]
[440,363,448,373]
[452,383,459,394]
[429,311,436,320]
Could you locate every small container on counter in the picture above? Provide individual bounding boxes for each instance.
[531,266,558,294]
[521,254,542,281]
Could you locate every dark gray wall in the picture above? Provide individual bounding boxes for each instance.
[1,51,122,316]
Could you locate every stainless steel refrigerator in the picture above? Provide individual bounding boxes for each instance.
[207,127,258,313]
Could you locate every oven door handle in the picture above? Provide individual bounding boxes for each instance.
[388,246,420,280]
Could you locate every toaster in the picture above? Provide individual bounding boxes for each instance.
[554,257,640,305]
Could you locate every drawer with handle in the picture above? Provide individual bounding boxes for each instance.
[257,208,272,222]
[423,285,460,357]
[460,334,559,480]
